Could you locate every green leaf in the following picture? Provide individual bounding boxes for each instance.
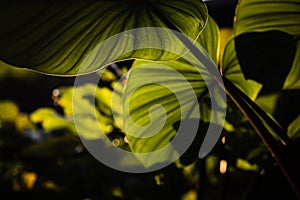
[124,60,203,151]
[29,108,75,132]
[287,115,300,140]
[233,0,300,91]
[0,100,19,121]
[235,158,259,172]
[56,84,116,139]
[222,39,262,100]
[234,0,300,37]
[234,31,297,93]
[122,49,226,167]
[0,0,207,75]
[197,17,220,64]
[21,135,79,158]
[283,40,300,89]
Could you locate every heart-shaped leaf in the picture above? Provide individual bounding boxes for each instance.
[0,0,207,75]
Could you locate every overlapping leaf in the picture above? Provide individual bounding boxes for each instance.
[234,0,300,90]
[121,18,225,167]
[221,39,262,100]
[0,0,207,75]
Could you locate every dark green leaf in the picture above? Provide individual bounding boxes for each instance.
[0,0,207,75]
[235,31,297,94]
[21,136,79,158]
[233,0,300,92]
[222,39,262,100]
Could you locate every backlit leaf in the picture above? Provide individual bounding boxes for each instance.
[197,17,220,64]
[0,0,207,75]
[122,41,226,167]
[234,0,300,91]
[234,0,300,37]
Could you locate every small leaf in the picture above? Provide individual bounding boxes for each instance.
[235,158,259,172]
[21,135,79,158]
[0,0,207,75]
[30,108,75,132]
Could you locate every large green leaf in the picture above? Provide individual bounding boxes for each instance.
[122,39,226,167]
[222,39,262,100]
[0,0,207,75]
[233,0,300,91]
[234,0,300,37]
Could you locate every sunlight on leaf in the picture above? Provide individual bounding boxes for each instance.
[0,61,34,79]
[58,84,115,139]
[236,158,259,172]
[234,0,300,91]
[234,0,300,37]
[0,0,207,75]
[123,60,202,165]
[197,17,219,64]
[29,108,75,132]
[122,52,226,167]
[219,28,233,65]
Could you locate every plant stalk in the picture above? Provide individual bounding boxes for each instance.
[150,4,299,198]
[223,77,300,198]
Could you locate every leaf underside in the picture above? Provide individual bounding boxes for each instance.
[0,0,207,75]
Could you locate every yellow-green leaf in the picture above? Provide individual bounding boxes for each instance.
[122,43,226,167]
[234,0,300,37]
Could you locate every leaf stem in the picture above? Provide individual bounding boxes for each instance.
[223,77,300,198]
[225,76,292,146]
[149,4,299,197]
